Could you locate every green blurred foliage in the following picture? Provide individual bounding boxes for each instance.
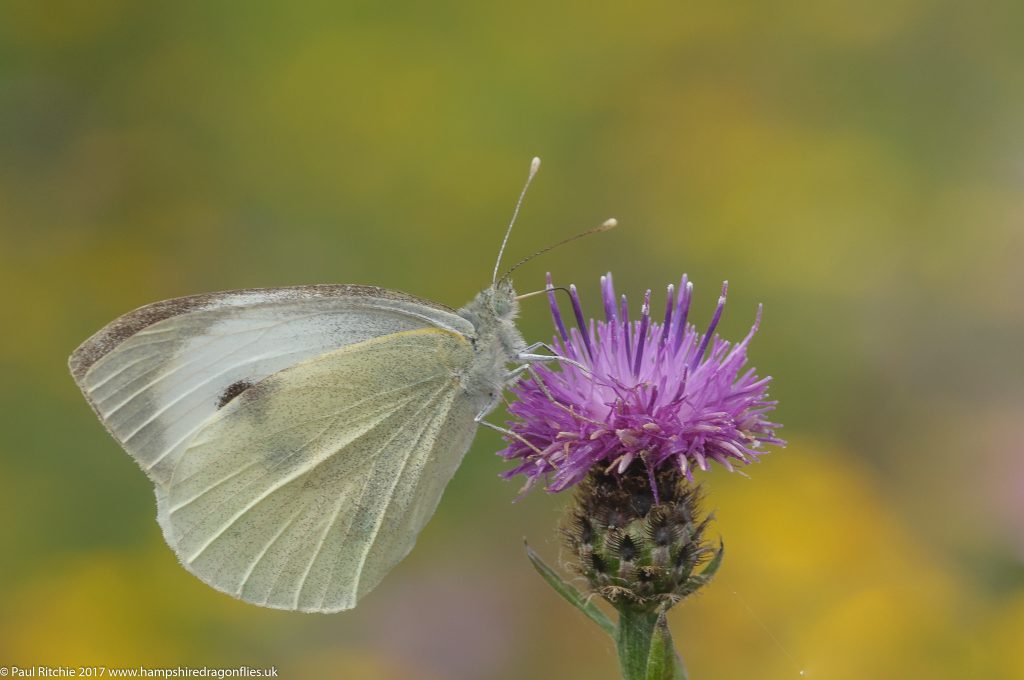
[1,1,1022,678]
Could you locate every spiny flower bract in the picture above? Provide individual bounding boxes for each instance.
[563,467,714,609]
[499,273,784,493]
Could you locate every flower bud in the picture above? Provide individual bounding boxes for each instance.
[563,463,716,612]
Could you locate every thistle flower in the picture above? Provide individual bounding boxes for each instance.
[513,272,785,679]
[500,273,784,493]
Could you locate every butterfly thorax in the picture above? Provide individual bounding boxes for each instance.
[456,281,525,411]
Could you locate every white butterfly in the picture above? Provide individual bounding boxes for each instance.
[69,158,615,613]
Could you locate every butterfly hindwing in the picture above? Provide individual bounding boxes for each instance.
[156,328,479,612]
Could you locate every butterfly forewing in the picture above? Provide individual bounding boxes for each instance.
[157,328,478,612]
[69,286,473,486]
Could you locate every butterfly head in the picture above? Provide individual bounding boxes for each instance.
[490,277,518,320]
[459,279,519,329]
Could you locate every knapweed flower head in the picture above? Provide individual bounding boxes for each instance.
[500,272,784,493]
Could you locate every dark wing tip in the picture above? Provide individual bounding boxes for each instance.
[66,283,459,382]
[68,294,213,383]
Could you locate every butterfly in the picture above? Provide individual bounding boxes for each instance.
[69,157,615,613]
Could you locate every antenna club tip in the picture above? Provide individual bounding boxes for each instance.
[530,157,541,173]
[600,218,618,230]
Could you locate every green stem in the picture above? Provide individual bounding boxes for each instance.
[616,608,659,680]
[648,613,688,680]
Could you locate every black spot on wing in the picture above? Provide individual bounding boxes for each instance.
[217,380,254,408]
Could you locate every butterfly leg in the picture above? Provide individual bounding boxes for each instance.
[515,362,605,426]
[516,353,559,362]
[476,415,545,455]
[506,364,529,379]
[517,353,590,373]
[518,341,558,355]
[515,341,569,364]
[517,340,591,373]
[473,388,546,455]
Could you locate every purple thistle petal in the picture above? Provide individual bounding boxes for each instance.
[672,276,693,352]
[633,289,652,377]
[601,273,618,354]
[661,283,675,343]
[691,281,728,369]
[601,273,618,323]
[620,294,632,371]
[545,272,568,341]
[568,284,594,360]
[497,273,785,493]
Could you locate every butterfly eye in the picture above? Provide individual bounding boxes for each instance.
[491,283,516,316]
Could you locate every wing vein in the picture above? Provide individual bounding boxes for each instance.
[167,374,445,510]
[292,490,349,609]
[170,411,344,518]
[140,346,322,468]
[177,379,447,563]
[98,311,334,415]
[122,324,439,441]
[302,384,450,610]
[105,326,274,418]
[265,382,448,608]
[87,353,156,391]
[234,503,306,597]
[348,386,457,598]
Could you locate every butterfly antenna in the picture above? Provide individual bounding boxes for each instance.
[493,156,542,285]
[501,218,618,281]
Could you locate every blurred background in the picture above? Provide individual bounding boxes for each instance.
[1,2,1022,678]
